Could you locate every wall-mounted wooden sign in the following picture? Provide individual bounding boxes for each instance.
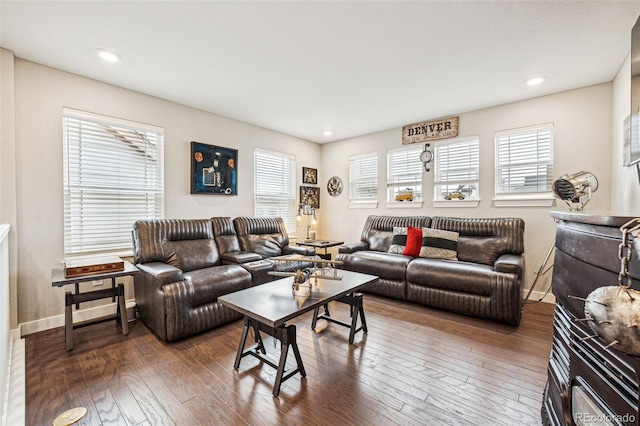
[402,116,459,144]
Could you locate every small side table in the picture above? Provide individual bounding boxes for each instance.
[51,260,138,350]
[296,240,344,260]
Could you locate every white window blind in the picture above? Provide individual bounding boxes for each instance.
[63,108,164,256]
[387,146,422,202]
[349,152,378,202]
[434,136,480,200]
[495,123,554,195]
[254,148,296,233]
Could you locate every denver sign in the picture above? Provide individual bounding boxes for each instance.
[402,116,459,144]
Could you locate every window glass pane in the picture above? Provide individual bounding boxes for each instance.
[254,148,296,233]
[387,146,422,202]
[434,136,479,200]
[63,108,164,255]
[495,124,554,195]
[349,152,378,201]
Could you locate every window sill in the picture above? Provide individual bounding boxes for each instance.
[386,201,424,209]
[493,194,555,207]
[349,201,378,209]
[433,199,480,208]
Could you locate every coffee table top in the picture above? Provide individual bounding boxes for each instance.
[218,270,377,328]
[296,240,343,249]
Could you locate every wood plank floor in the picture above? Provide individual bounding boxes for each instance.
[25,296,554,426]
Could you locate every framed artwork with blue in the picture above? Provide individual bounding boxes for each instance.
[191,141,238,195]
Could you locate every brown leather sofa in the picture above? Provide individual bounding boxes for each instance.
[336,215,525,325]
[132,216,315,341]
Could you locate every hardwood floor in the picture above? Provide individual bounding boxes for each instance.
[25,296,553,425]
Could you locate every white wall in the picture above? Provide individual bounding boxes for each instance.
[611,53,640,211]
[13,58,321,326]
[5,54,624,328]
[320,84,614,295]
[0,50,19,333]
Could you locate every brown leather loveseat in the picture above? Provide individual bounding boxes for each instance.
[132,216,315,341]
[336,215,525,325]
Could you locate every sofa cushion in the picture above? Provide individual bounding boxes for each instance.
[419,228,459,260]
[182,265,252,307]
[388,227,408,254]
[361,215,431,252]
[403,227,423,257]
[163,239,220,272]
[406,258,493,296]
[431,217,524,266]
[337,251,410,281]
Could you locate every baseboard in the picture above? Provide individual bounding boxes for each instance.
[3,337,25,426]
[19,299,136,336]
[523,288,555,304]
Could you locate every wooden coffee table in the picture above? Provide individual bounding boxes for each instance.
[218,270,378,397]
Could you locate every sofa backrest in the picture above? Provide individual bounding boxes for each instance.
[132,219,220,272]
[233,216,289,258]
[211,216,240,254]
[431,216,525,266]
[360,215,432,252]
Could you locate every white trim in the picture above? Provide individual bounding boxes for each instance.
[62,107,163,133]
[433,199,480,208]
[386,201,424,209]
[523,289,555,304]
[493,194,555,207]
[19,298,136,336]
[349,201,378,209]
[4,337,24,426]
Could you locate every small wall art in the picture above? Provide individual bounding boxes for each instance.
[191,141,238,195]
[300,186,320,208]
[303,167,318,184]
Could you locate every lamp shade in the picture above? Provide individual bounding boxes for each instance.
[552,171,598,210]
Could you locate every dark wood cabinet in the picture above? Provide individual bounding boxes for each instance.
[543,211,640,426]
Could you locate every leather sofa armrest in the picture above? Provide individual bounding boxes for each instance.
[339,242,369,254]
[137,262,184,287]
[221,251,262,264]
[494,254,524,277]
[283,245,316,256]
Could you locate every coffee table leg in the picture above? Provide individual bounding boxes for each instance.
[349,293,367,344]
[311,304,330,331]
[234,317,251,369]
[272,324,305,397]
[117,284,129,335]
[65,291,74,351]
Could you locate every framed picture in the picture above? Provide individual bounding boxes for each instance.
[300,186,320,208]
[191,141,238,195]
[303,167,317,185]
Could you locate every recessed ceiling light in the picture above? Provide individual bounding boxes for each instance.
[524,76,545,86]
[323,130,333,137]
[95,49,121,63]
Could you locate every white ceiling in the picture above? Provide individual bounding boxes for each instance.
[1,1,639,143]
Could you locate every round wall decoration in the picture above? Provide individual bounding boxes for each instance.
[327,176,343,196]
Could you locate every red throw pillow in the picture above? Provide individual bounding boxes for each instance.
[402,226,423,257]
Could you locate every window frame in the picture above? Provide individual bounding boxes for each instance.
[386,145,423,208]
[494,123,555,207]
[62,108,164,257]
[433,135,480,208]
[253,148,297,234]
[348,152,378,209]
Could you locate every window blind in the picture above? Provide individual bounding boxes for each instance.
[63,108,164,256]
[434,136,479,199]
[254,148,296,233]
[495,123,553,195]
[349,152,378,202]
[387,146,422,202]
